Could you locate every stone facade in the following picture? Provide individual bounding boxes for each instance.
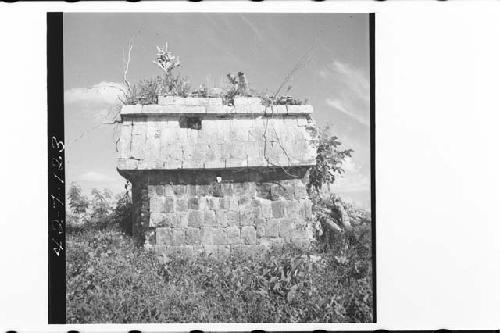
[117,97,318,257]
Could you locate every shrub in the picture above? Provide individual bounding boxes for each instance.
[68,182,89,216]
[67,223,373,323]
[113,191,133,235]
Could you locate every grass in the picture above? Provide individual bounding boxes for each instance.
[66,220,373,323]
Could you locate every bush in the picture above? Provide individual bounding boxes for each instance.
[113,191,133,235]
[67,223,373,323]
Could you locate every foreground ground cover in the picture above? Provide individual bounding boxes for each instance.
[66,222,372,323]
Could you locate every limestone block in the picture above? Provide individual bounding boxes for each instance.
[259,199,272,218]
[172,229,186,245]
[237,195,250,207]
[118,124,132,159]
[149,212,166,227]
[241,226,257,245]
[239,208,256,227]
[271,201,285,218]
[196,184,210,196]
[117,158,138,170]
[150,196,166,213]
[204,210,217,226]
[215,209,227,227]
[279,219,294,240]
[285,200,301,218]
[234,97,262,107]
[165,196,174,213]
[300,200,313,219]
[188,184,197,196]
[157,185,167,196]
[188,197,199,210]
[294,182,308,199]
[176,213,188,228]
[292,222,313,240]
[187,209,204,228]
[221,183,233,197]
[145,121,161,162]
[225,226,240,245]
[212,228,227,245]
[206,103,225,114]
[206,197,220,210]
[256,223,265,238]
[265,219,280,237]
[120,105,143,115]
[269,105,289,115]
[156,227,173,245]
[246,142,263,167]
[203,227,227,245]
[197,197,208,210]
[176,197,188,212]
[157,95,176,105]
[226,157,246,168]
[173,185,187,196]
[142,105,206,114]
[205,159,226,169]
[287,105,313,114]
[147,185,157,197]
[226,211,239,227]
[130,134,146,159]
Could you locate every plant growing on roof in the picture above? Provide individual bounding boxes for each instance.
[153,42,181,74]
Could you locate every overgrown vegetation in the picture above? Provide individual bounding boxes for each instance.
[67,222,372,323]
[121,42,306,106]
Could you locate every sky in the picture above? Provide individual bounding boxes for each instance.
[63,13,371,209]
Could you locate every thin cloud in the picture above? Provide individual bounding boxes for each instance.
[65,81,125,105]
[332,157,370,193]
[329,60,369,103]
[65,81,125,123]
[320,59,370,127]
[326,98,369,126]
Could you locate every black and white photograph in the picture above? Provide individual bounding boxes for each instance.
[61,13,374,323]
[4,1,500,332]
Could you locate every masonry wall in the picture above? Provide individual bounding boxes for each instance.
[117,97,318,257]
[128,168,314,258]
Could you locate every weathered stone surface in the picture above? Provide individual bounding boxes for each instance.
[188,197,199,210]
[165,196,174,213]
[279,219,294,239]
[156,227,172,245]
[176,197,188,212]
[226,211,239,227]
[241,226,257,245]
[149,212,166,227]
[150,196,166,213]
[204,210,217,226]
[265,219,280,238]
[117,101,317,171]
[172,229,186,245]
[187,210,204,228]
[226,226,241,245]
[271,201,285,218]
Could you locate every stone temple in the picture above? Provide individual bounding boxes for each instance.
[116,96,319,257]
